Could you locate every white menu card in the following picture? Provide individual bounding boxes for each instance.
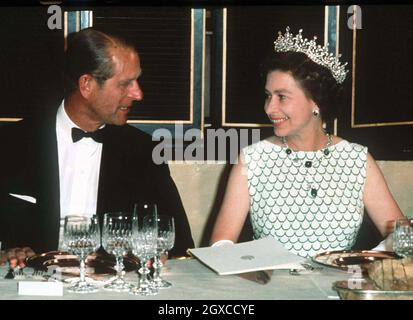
[188,237,306,275]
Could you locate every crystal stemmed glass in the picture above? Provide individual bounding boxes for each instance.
[145,214,175,289]
[133,202,158,220]
[130,215,158,296]
[101,212,135,292]
[62,215,100,293]
[393,217,413,257]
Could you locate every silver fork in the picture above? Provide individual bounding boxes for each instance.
[289,263,323,276]
[32,269,48,280]
[289,269,301,276]
[14,268,25,279]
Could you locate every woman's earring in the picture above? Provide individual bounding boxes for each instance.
[312,109,319,117]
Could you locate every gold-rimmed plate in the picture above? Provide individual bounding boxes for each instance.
[26,251,74,271]
[333,280,413,300]
[26,251,139,274]
[312,250,401,270]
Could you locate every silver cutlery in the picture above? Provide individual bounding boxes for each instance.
[14,268,26,279]
[289,263,323,276]
[289,269,301,276]
[32,269,47,280]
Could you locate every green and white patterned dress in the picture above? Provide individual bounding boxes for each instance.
[243,139,367,258]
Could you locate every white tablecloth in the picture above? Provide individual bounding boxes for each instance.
[0,258,349,300]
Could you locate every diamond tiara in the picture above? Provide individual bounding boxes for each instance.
[273,26,348,84]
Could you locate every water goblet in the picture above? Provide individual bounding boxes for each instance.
[101,212,135,292]
[145,214,175,288]
[393,217,413,257]
[133,201,158,220]
[130,215,158,296]
[62,215,100,293]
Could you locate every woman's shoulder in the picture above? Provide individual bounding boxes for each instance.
[242,137,283,154]
[332,136,368,154]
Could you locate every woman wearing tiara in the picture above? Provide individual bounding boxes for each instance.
[210,27,405,258]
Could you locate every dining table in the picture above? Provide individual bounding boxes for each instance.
[0,257,350,301]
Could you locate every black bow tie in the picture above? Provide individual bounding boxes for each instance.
[71,127,105,143]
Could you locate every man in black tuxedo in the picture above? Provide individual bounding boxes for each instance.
[0,27,194,258]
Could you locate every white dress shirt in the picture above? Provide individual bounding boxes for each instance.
[56,101,103,247]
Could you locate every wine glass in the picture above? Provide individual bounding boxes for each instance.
[145,214,175,288]
[133,202,158,220]
[393,218,413,257]
[101,212,135,292]
[130,213,158,296]
[62,215,100,293]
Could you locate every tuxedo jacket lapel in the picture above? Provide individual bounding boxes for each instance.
[96,125,142,221]
[0,110,61,252]
[20,111,61,251]
[33,113,61,250]
[95,125,195,256]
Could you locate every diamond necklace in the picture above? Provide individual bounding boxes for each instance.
[281,133,333,198]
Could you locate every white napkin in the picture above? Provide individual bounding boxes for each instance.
[371,234,394,252]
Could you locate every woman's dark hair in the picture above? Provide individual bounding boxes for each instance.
[63,27,135,96]
[260,51,344,122]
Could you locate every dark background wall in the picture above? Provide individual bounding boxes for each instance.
[0,5,412,160]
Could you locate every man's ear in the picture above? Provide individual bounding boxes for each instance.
[78,74,95,98]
